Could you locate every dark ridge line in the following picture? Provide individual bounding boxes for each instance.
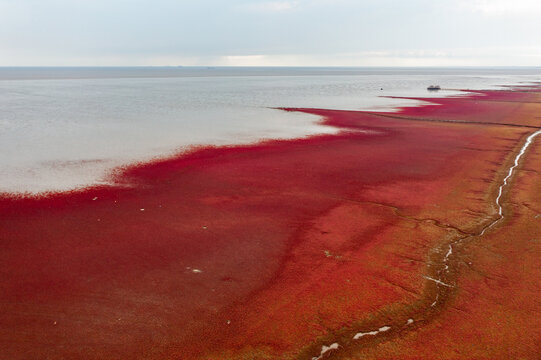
[277,107,541,130]
[467,99,541,105]
[382,92,541,105]
[361,111,541,130]
[485,90,541,94]
[444,88,541,94]
[332,196,472,236]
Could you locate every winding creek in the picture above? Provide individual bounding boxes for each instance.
[312,127,541,360]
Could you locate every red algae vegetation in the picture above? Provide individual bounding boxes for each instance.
[1,87,541,360]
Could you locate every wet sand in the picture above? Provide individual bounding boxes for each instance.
[1,86,540,359]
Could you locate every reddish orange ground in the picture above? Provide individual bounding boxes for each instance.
[1,87,540,359]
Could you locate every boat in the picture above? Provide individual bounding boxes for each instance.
[427,85,441,91]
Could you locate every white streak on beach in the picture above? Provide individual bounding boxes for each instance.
[445,244,453,259]
[431,294,439,307]
[307,119,541,359]
[480,129,541,235]
[442,244,453,271]
[312,343,339,360]
[353,326,391,340]
[423,129,541,308]
[423,275,453,288]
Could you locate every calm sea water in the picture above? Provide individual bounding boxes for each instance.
[1,67,540,193]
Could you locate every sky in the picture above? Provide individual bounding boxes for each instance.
[0,0,540,66]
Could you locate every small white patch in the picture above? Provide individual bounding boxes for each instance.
[192,269,203,273]
[226,320,231,325]
[312,343,339,360]
[354,330,378,339]
[353,325,390,340]
[322,249,341,259]
[406,318,414,325]
[53,321,57,325]
[140,208,145,211]
[423,275,453,288]
[445,244,453,258]
[92,197,98,201]
[202,226,207,230]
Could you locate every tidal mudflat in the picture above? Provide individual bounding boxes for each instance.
[1,85,541,359]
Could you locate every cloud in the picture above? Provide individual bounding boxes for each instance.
[459,0,541,15]
[1,0,540,66]
[206,47,541,67]
[240,1,299,13]
[221,55,267,66]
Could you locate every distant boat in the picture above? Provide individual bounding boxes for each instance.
[427,85,441,91]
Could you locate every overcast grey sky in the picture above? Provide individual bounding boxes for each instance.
[1,0,540,66]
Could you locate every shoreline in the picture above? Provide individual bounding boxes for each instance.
[1,85,541,359]
[2,75,537,195]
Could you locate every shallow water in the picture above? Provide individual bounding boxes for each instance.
[1,67,540,193]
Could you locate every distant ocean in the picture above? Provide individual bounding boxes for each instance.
[1,67,540,193]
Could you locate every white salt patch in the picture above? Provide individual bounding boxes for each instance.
[431,294,439,307]
[406,318,414,325]
[353,325,391,340]
[354,330,378,339]
[445,244,453,258]
[423,275,453,288]
[92,197,98,201]
[192,269,202,273]
[140,208,145,211]
[312,343,339,360]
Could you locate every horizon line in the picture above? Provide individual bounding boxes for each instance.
[1,65,541,68]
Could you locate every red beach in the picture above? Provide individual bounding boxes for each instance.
[1,86,541,359]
